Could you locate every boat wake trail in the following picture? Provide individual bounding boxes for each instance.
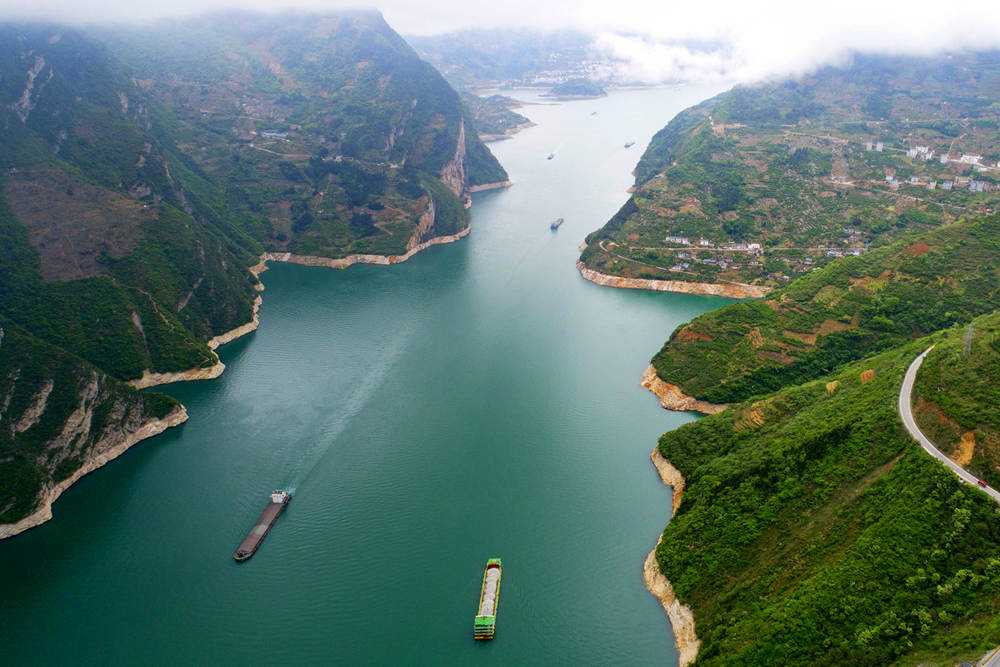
[284,327,411,493]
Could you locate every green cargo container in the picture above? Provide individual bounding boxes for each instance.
[474,558,502,640]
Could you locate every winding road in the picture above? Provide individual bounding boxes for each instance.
[898,346,1000,503]
[900,347,1000,667]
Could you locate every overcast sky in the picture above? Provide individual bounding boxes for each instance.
[2,0,1000,83]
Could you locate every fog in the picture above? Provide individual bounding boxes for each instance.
[2,0,999,83]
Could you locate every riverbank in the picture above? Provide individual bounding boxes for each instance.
[644,446,700,667]
[0,404,189,540]
[577,260,770,299]
[469,179,513,192]
[263,225,471,269]
[129,224,472,390]
[641,365,727,415]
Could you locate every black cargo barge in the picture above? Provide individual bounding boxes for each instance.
[234,490,290,562]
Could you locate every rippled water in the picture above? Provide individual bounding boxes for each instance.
[0,85,731,664]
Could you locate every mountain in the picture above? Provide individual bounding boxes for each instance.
[407,28,607,90]
[103,11,509,257]
[581,53,1000,290]
[0,12,507,533]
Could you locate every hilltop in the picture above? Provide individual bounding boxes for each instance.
[581,53,1000,290]
[546,78,606,99]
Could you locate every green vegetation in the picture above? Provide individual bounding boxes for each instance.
[914,311,1000,487]
[656,338,1000,664]
[462,93,532,142]
[102,10,506,258]
[650,215,1000,405]
[0,322,178,524]
[583,54,1000,287]
[547,78,605,98]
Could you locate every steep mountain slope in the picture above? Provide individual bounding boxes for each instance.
[653,334,1000,665]
[581,53,1000,289]
[0,26,261,381]
[104,11,508,258]
[0,322,185,531]
[913,311,1000,488]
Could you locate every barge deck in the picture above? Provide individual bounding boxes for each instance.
[233,490,290,562]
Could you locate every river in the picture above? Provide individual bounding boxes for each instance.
[0,84,730,664]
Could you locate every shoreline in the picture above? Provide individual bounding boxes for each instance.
[469,179,513,192]
[577,260,770,299]
[645,446,701,667]
[0,405,189,540]
[263,224,470,269]
[641,365,727,415]
[130,225,471,389]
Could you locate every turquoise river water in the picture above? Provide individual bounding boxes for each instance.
[0,85,731,665]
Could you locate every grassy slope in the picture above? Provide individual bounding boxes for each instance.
[657,335,1000,665]
[913,311,1000,487]
[650,214,1000,404]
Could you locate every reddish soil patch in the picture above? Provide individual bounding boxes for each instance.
[902,242,931,256]
[675,326,713,342]
[816,319,852,335]
[4,164,149,281]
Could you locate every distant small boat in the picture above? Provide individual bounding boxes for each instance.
[547,153,554,160]
[550,218,564,230]
[624,141,635,148]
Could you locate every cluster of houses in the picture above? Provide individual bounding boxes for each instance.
[663,236,763,253]
[882,166,995,193]
[661,232,865,278]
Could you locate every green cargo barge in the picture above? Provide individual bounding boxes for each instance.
[474,558,502,640]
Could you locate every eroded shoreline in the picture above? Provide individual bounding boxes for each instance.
[645,446,701,667]
[577,260,770,299]
[0,405,189,539]
[641,365,727,415]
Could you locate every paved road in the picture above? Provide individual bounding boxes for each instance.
[900,348,1000,667]
[898,346,1000,504]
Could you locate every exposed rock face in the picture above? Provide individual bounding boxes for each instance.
[127,361,226,390]
[407,198,436,250]
[577,260,770,299]
[438,119,470,205]
[468,180,512,193]
[208,295,263,350]
[641,365,728,415]
[645,446,701,667]
[0,404,188,539]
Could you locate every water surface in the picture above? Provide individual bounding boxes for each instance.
[0,84,731,665]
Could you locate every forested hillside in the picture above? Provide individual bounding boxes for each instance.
[655,334,1000,665]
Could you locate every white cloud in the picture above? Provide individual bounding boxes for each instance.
[2,0,1000,83]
